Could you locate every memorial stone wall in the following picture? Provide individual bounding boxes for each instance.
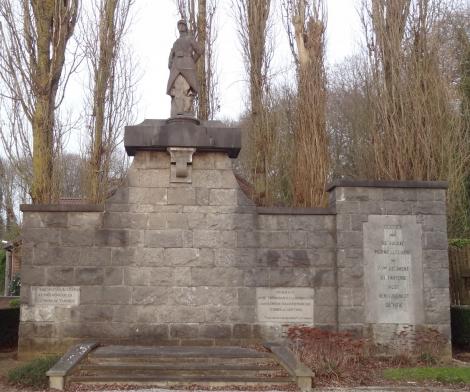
[18,121,451,358]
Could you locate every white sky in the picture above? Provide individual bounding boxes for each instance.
[65,0,362,149]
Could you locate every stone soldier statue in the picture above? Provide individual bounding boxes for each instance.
[167,19,203,118]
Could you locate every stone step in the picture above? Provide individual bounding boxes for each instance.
[86,355,278,367]
[70,374,294,385]
[89,345,272,359]
[80,363,284,372]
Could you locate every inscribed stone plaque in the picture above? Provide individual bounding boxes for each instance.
[257,287,314,324]
[31,286,80,307]
[364,216,424,324]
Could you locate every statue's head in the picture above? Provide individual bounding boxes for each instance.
[177,19,188,34]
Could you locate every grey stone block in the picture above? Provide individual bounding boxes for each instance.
[111,248,136,266]
[308,232,336,249]
[425,308,450,324]
[164,248,214,267]
[170,323,200,338]
[61,229,95,246]
[413,201,447,215]
[214,248,256,267]
[174,267,191,286]
[94,230,131,247]
[383,189,417,202]
[238,287,256,305]
[147,267,175,286]
[163,305,205,323]
[338,287,365,307]
[132,287,169,305]
[338,306,364,324]
[259,215,290,231]
[165,213,189,229]
[338,267,364,288]
[130,169,170,188]
[423,250,449,269]
[336,248,363,268]
[22,267,46,285]
[145,230,183,248]
[423,215,447,232]
[384,201,412,214]
[75,268,104,285]
[104,268,124,285]
[128,187,167,205]
[315,306,336,324]
[34,247,80,266]
[233,324,253,338]
[168,188,196,205]
[23,228,61,246]
[289,232,308,248]
[424,269,450,289]
[204,306,230,323]
[169,287,210,306]
[192,170,238,189]
[237,231,258,248]
[112,305,138,322]
[196,188,210,206]
[258,231,290,248]
[269,268,313,287]
[103,213,148,229]
[191,267,244,286]
[147,213,167,229]
[315,287,337,306]
[79,305,114,322]
[132,151,169,170]
[313,269,336,287]
[337,231,363,249]
[209,189,237,206]
[244,268,269,286]
[335,201,360,214]
[80,248,112,266]
[46,267,74,285]
[424,232,448,250]
[199,324,232,339]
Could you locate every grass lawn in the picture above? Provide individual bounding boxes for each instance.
[384,367,470,384]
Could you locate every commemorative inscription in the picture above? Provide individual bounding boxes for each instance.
[257,287,314,324]
[364,216,424,324]
[31,286,80,307]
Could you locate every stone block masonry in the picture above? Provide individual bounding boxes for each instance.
[19,148,450,358]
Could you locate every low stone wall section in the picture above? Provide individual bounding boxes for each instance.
[19,152,336,356]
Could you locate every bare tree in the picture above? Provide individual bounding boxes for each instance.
[233,0,273,204]
[176,0,219,120]
[81,0,136,203]
[0,0,79,203]
[283,0,329,207]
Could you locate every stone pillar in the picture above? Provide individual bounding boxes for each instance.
[328,180,450,346]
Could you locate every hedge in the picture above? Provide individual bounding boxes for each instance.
[451,305,470,346]
[0,308,20,348]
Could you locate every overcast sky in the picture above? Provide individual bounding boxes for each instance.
[65,0,362,148]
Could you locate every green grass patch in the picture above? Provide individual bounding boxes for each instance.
[384,367,470,384]
[7,356,60,389]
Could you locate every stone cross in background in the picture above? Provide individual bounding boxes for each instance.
[166,19,203,118]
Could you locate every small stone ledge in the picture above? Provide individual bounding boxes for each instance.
[47,341,98,390]
[266,342,314,392]
[20,204,104,212]
[326,179,448,192]
[257,207,334,215]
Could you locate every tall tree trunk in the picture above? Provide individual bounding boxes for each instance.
[196,0,208,120]
[89,0,118,202]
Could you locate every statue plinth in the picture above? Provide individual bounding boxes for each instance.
[124,118,241,158]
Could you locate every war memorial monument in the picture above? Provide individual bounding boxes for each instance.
[18,20,451,390]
